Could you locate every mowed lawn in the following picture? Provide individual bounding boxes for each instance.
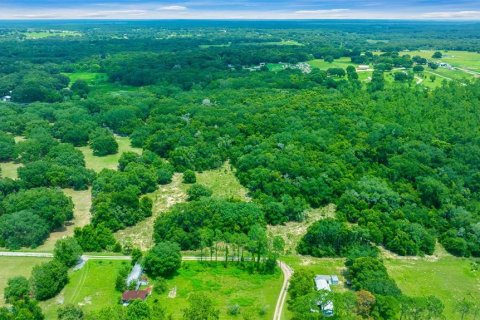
[0,161,22,180]
[0,257,51,305]
[308,57,360,70]
[385,256,480,319]
[152,262,283,319]
[400,50,480,72]
[77,136,142,172]
[41,260,125,319]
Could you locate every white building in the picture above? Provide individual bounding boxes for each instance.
[1,95,11,102]
[314,275,337,317]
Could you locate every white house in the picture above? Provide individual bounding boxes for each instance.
[314,275,338,317]
[1,95,11,102]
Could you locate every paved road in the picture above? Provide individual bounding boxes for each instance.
[273,261,294,320]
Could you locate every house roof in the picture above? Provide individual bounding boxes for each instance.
[314,278,331,292]
[122,288,151,301]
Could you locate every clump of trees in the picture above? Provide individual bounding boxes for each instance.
[143,241,182,278]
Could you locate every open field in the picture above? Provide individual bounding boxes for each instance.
[182,162,250,201]
[115,174,186,250]
[385,256,480,319]
[400,50,480,72]
[41,260,125,319]
[152,262,283,319]
[34,188,92,252]
[308,57,360,70]
[63,72,108,85]
[24,30,82,39]
[0,256,51,305]
[77,136,141,172]
[268,204,335,254]
[0,162,22,180]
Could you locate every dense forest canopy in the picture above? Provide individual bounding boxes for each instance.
[0,19,479,319]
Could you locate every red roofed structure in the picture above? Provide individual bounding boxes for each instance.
[121,287,152,304]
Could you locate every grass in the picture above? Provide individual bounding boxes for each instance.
[33,189,92,252]
[308,57,359,70]
[41,260,125,319]
[400,50,480,72]
[280,256,347,319]
[0,257,51,305]
[115,174,186,250]
[63,72,108,85]
[25,30,82,39]
[268,204,335,255]
[183,162,250,201]
[0,162,22,180]
[385,256,480,319]
[152,262,283,319]
[78,136,141,173]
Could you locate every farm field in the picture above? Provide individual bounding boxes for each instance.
[400,50,480,72]
[152,262,283,319]
[41,260,125,319]
[0,256,51,305]
[77,136,141,172]
[385,256,480,319]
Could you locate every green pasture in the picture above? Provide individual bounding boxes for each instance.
[385,256,480,319]
[63,72,108,85]
[0,256,51,305]
[41,260,125,319]
[152,262,283,319]
[77,136,141,173]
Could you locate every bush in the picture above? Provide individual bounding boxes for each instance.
[187,184,213,201]
[183,170,196,184]
[227,304,240,316]
[153,277,168,294]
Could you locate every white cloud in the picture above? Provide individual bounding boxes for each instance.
[294,9,349,14]
[158,5,188,11]
[421,11,480,19]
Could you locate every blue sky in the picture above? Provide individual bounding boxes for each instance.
[1,0,480,19]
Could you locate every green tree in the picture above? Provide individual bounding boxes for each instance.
[89,129,118,156]
[143,241,182,278]
[57,304,84,320]
[187,184,213,201]
[0,132,16,161]
[183,170,196,184]
[54,237,83,268]
[0,211,49,249]
[182,293,220,320]
[30,260,69,301]
[4,276,30,304]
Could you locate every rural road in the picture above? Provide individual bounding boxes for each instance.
[273,261,294,320]
[1,251,293,319]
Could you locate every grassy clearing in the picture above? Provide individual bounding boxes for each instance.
[25,30,82,39]
[152,262,283,319]
[41,260,125,319]
[182,162,249,201]
[308,57,358,70]
[0,257,51,305]
[199,42,232,49]
[0,162,22,180]
[33,188,92,252]
[400,50,480,71]
[280,256,347,319]
[268,204,335,254]
[115,174,186,250]
[78,136,141,173]
[385,256,480,319]
[63,72,108,85]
